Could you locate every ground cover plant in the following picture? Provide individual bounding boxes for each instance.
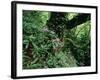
[23,10,91,69]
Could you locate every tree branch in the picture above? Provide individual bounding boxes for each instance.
[66,13,91,29]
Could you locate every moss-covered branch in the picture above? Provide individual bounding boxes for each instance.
[64,38,89,48]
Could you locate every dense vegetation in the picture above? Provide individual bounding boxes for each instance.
[23,10,91,69]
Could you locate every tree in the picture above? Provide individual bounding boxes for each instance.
[23,10,91,69]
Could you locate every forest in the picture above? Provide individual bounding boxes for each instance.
[23,10,91,69]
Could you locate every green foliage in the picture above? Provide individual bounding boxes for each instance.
[23,11,50,34]
[67,13,78,20]
[23,11,91,69]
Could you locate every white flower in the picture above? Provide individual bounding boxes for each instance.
[43,27,49,32]
[50,31,55,34]
[52,38,60,42]
[56,38,60,42]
